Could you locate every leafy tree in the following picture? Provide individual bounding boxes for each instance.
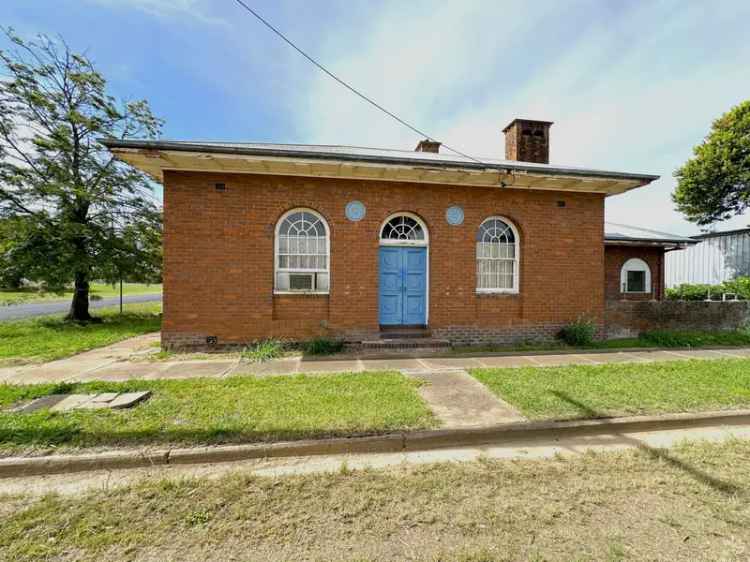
[673,100,750,225]
[0,29,163,320]
[0,216,28,289]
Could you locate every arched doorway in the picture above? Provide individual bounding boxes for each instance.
[378,213,429,326]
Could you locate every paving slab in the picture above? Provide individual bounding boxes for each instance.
[573,352,643,365]
[109,391,151,409]
[71,362,170,382]
[525,354,597,367]
[236,358,301,377]
[405,369,525,428]
[418,357,485,370]
[360,358,423,371]
[50,394,95,412]
[296,359,363,374]
[701,349,750,359]
[631,350,702,362]
[473,356,538,368]
[151,361,233,379]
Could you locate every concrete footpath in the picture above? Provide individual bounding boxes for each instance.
[2,338,750,385]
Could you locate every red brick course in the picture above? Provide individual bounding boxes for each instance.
[162,171,606,349]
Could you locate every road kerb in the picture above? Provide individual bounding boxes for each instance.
[2,409,749,479]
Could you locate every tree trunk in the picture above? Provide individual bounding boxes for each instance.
[67,273,92,321]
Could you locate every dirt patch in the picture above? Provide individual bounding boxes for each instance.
[2,440,749,561]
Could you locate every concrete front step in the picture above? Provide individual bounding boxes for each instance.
[360,338,451,350]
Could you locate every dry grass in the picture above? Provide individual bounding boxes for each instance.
[2,439,749,561]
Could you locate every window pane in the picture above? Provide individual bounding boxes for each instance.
[627,271,646,292]
[316,273,329,291]
[276,272,290,290]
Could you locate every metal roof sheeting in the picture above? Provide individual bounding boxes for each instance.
[604,222,696,245]
[101,139,660,184]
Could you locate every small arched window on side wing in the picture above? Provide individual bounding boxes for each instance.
[620,258,651,294]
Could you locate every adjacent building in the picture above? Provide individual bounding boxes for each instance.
[665,227,750,287]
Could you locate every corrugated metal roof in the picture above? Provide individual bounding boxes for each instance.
[101,139,660,184]
[604,222,696,245]
[692,227,750,239]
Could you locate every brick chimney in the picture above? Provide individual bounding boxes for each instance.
[503,119,553,164]
[415,139,441,153]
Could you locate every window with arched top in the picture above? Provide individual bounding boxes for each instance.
[476,217,519,293]
[380,213,428,245]
[275,209,330,293]
[620,258,651,293]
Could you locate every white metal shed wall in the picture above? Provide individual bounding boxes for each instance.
[665,230,750,287]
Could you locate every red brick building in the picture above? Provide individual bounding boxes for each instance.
[604,223,696,302]
[104,119,691,349]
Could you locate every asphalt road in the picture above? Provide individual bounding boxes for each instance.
[0,293,162,321]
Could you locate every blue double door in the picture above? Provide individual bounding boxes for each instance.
[378,247,427,326]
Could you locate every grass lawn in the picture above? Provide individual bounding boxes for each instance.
[0,282,162,306]
[472,358,750,420]
[0,372,435,456]
[1,439,748,561]
[0,302,162,365]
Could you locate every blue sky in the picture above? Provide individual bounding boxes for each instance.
[3,0,749,234]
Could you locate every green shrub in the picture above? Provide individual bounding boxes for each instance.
[722,276,750,299]
[241,339,283,362]
[304,337,344,356]
[665,283,713,301]
[558,317,596,347]
[666,276,750,301]
[641,330,750,348]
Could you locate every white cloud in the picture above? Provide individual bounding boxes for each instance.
[289,0,750,235]
[87,0,225,25]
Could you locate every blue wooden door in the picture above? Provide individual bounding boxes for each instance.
[379,247,427,325]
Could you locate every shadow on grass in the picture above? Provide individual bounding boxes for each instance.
[551,390,743,497]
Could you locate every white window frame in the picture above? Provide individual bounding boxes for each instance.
[620,258,651,294]
[379,212,429,247]
[274,208,330,295]
[476,216,520,294]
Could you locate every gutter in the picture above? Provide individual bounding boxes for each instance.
[101,138,661,185]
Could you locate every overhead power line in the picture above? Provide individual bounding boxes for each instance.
[230,0,486,165]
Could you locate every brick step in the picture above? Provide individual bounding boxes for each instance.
[377,327,432,339]
[360,338,451,350]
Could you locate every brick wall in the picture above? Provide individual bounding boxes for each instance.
[162,171,605,349]
[605,300,750,339]
[604,245,665,301]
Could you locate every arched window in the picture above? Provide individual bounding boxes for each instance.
[380,213,428,245]
[275,209,329,293]
[476,217,519,292]
[620,258,651,293]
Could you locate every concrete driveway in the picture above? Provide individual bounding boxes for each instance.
[0,293,162,321]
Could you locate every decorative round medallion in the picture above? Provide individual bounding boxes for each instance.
[446,205,464,226]
[345,200,366,222]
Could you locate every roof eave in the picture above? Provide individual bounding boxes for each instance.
[604,238,696,249]
[102,139,659,196]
